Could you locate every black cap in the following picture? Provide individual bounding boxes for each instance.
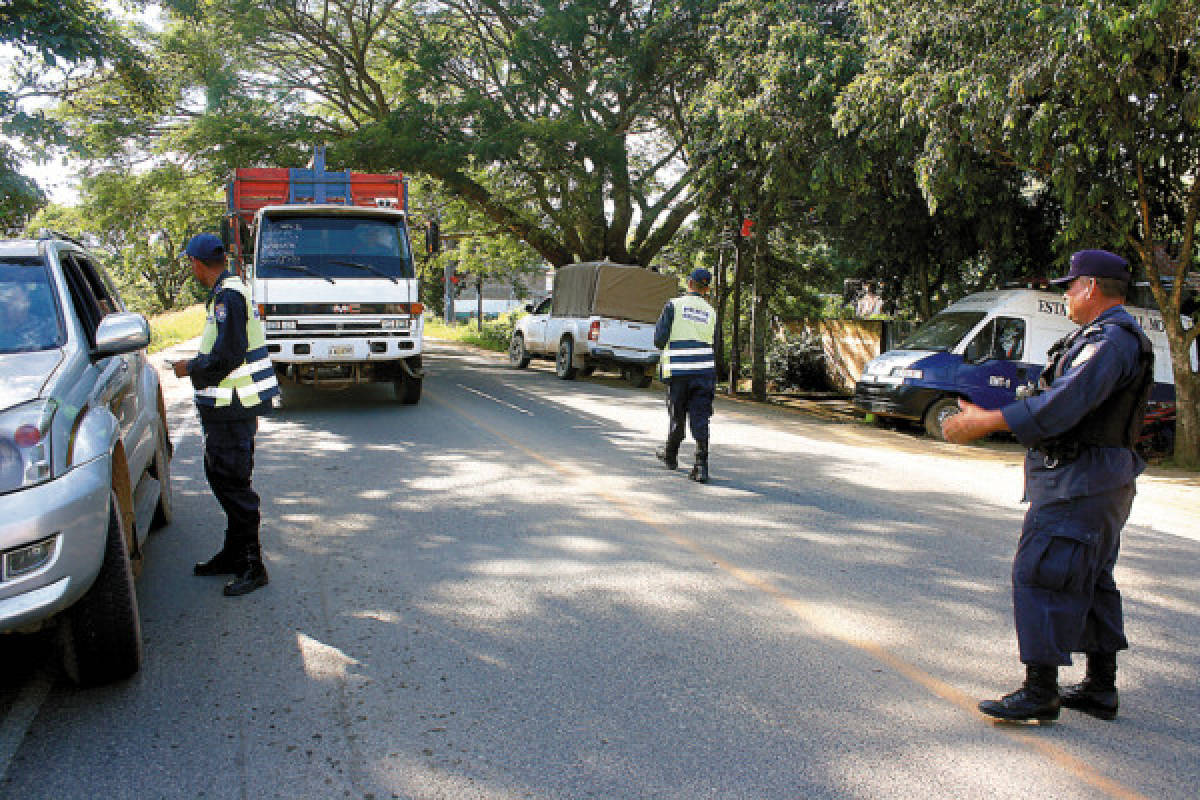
[688,268,712,287]
[185,233,225,261]
[1049,249,1131,285]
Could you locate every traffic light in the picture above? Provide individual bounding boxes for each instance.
[425,219,441,254]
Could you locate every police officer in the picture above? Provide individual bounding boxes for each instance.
[943,249,1154,723]
[654,267,717,483]
[171,233,280,597]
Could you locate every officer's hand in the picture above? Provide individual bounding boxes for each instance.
[171,359,189,378]
[942,399,999,445]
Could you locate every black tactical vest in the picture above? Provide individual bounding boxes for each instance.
[1034,316,1154,462]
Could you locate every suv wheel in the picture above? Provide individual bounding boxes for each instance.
[150,418,173,530]
[60,489,143,686]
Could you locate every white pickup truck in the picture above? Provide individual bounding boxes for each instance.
[508,262,679,388]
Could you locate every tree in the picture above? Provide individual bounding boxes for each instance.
[88,0,714,267]
[842,0,1200,466]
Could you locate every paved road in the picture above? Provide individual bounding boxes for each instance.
[1,341,1197,799]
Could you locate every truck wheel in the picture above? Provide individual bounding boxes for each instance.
[61,489,143,686]
[149,418,173,530]
[509,333,531,369]
[395,373,422,405]
[630,369,652,389]
[924,397,961,440]
[579,365,595,377]
[555,338,578,380]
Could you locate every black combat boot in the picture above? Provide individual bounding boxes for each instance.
[1060,652,1119,720]
[193,537,239,576]
[688,446,709,483]
[656,444,679,470]
[223,544,269,597]
[978,664,1060,722]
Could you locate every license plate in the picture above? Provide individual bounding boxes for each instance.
[329,345,354,357]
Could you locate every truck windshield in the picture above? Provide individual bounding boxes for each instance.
[256,215,414,280]
[0,258,64,354]
[897,311,986,351]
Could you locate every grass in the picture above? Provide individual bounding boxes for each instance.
[148,304,206,353]
[424,314,517,353]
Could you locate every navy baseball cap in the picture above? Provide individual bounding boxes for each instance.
[1049,249,1131,285]
[688,267,712,287]
[184,233,225,261]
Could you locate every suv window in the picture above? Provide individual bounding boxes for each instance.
[58,250,107,347]
[0,256,65,353]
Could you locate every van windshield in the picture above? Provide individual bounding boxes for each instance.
[256,215,414,280]
[898,311,986,351]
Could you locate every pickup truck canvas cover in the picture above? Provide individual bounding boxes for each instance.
[551,262,678,323]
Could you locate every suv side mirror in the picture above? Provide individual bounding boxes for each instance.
[93,312,150,358]
[524,303,533,312]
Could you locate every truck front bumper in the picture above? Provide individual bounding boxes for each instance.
[266,334,421,363]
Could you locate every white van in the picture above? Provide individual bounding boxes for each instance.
[852,289,1191,438]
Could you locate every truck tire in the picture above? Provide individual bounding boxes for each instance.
[555,338,578,380]
[924,397,961,440]
[61,489,143,687]
[396,373,422,405]
[509,333,531,369]
[624,369,652,391]
[149,418,173,530]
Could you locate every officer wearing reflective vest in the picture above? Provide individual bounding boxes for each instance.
[654,268,717,483]
[172,233,280,597]
[943,249,1154,723]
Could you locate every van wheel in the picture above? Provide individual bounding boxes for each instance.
[924,397,961,440]
[509,334,531,369]
[555,338,577,380]
[149,419,173,530]
[61,489,143,686]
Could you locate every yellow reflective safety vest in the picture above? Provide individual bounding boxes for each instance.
[659,293,717,380]
[195,275,280,411]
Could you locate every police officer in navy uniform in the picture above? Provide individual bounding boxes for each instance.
[654,268,717,483]
[943,249,1154,722]
[172,233,280,597]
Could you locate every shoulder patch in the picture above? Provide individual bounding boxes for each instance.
[214,302,227,323]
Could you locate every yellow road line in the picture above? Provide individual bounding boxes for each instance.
[430,386,1150,800]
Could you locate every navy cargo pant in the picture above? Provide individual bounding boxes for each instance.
[1012,483,1134,666]
[202,418,261,554]
[665,374,715,453]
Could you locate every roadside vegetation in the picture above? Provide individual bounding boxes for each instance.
[148,304,205,354]
[424,313,519,354]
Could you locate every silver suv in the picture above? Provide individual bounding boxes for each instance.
[0,233,173,685]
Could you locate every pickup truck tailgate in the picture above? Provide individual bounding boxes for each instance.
[591,318,658,361]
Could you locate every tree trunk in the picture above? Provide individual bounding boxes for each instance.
[730,219,745,394]
[915,260,933,321]
[476,276,484,330]
[750,211,770,402]
[712,248,727,381]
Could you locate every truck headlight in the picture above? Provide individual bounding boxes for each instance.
[265,319,297,331]
[893,368,923,379]
[381,318,410,330]
[0,399,56,494]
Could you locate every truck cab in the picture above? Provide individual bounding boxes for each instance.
[226,148,424,403]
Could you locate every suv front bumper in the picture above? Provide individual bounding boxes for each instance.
[0,456,110,633]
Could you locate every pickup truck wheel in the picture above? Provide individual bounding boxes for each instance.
[60,489,143,686]
[924,397,961,440]
[579,365,595,377]
[149,419,173,530]
[555,338,578,380]
[630,370,652,389]
[508,333,531,369]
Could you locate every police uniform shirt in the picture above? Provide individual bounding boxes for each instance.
[1001,306,1147,500]
[188,271,251,399]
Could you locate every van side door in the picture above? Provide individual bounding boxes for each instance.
[958,316,1029,408]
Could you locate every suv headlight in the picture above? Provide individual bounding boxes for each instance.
[0,399,57,494]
